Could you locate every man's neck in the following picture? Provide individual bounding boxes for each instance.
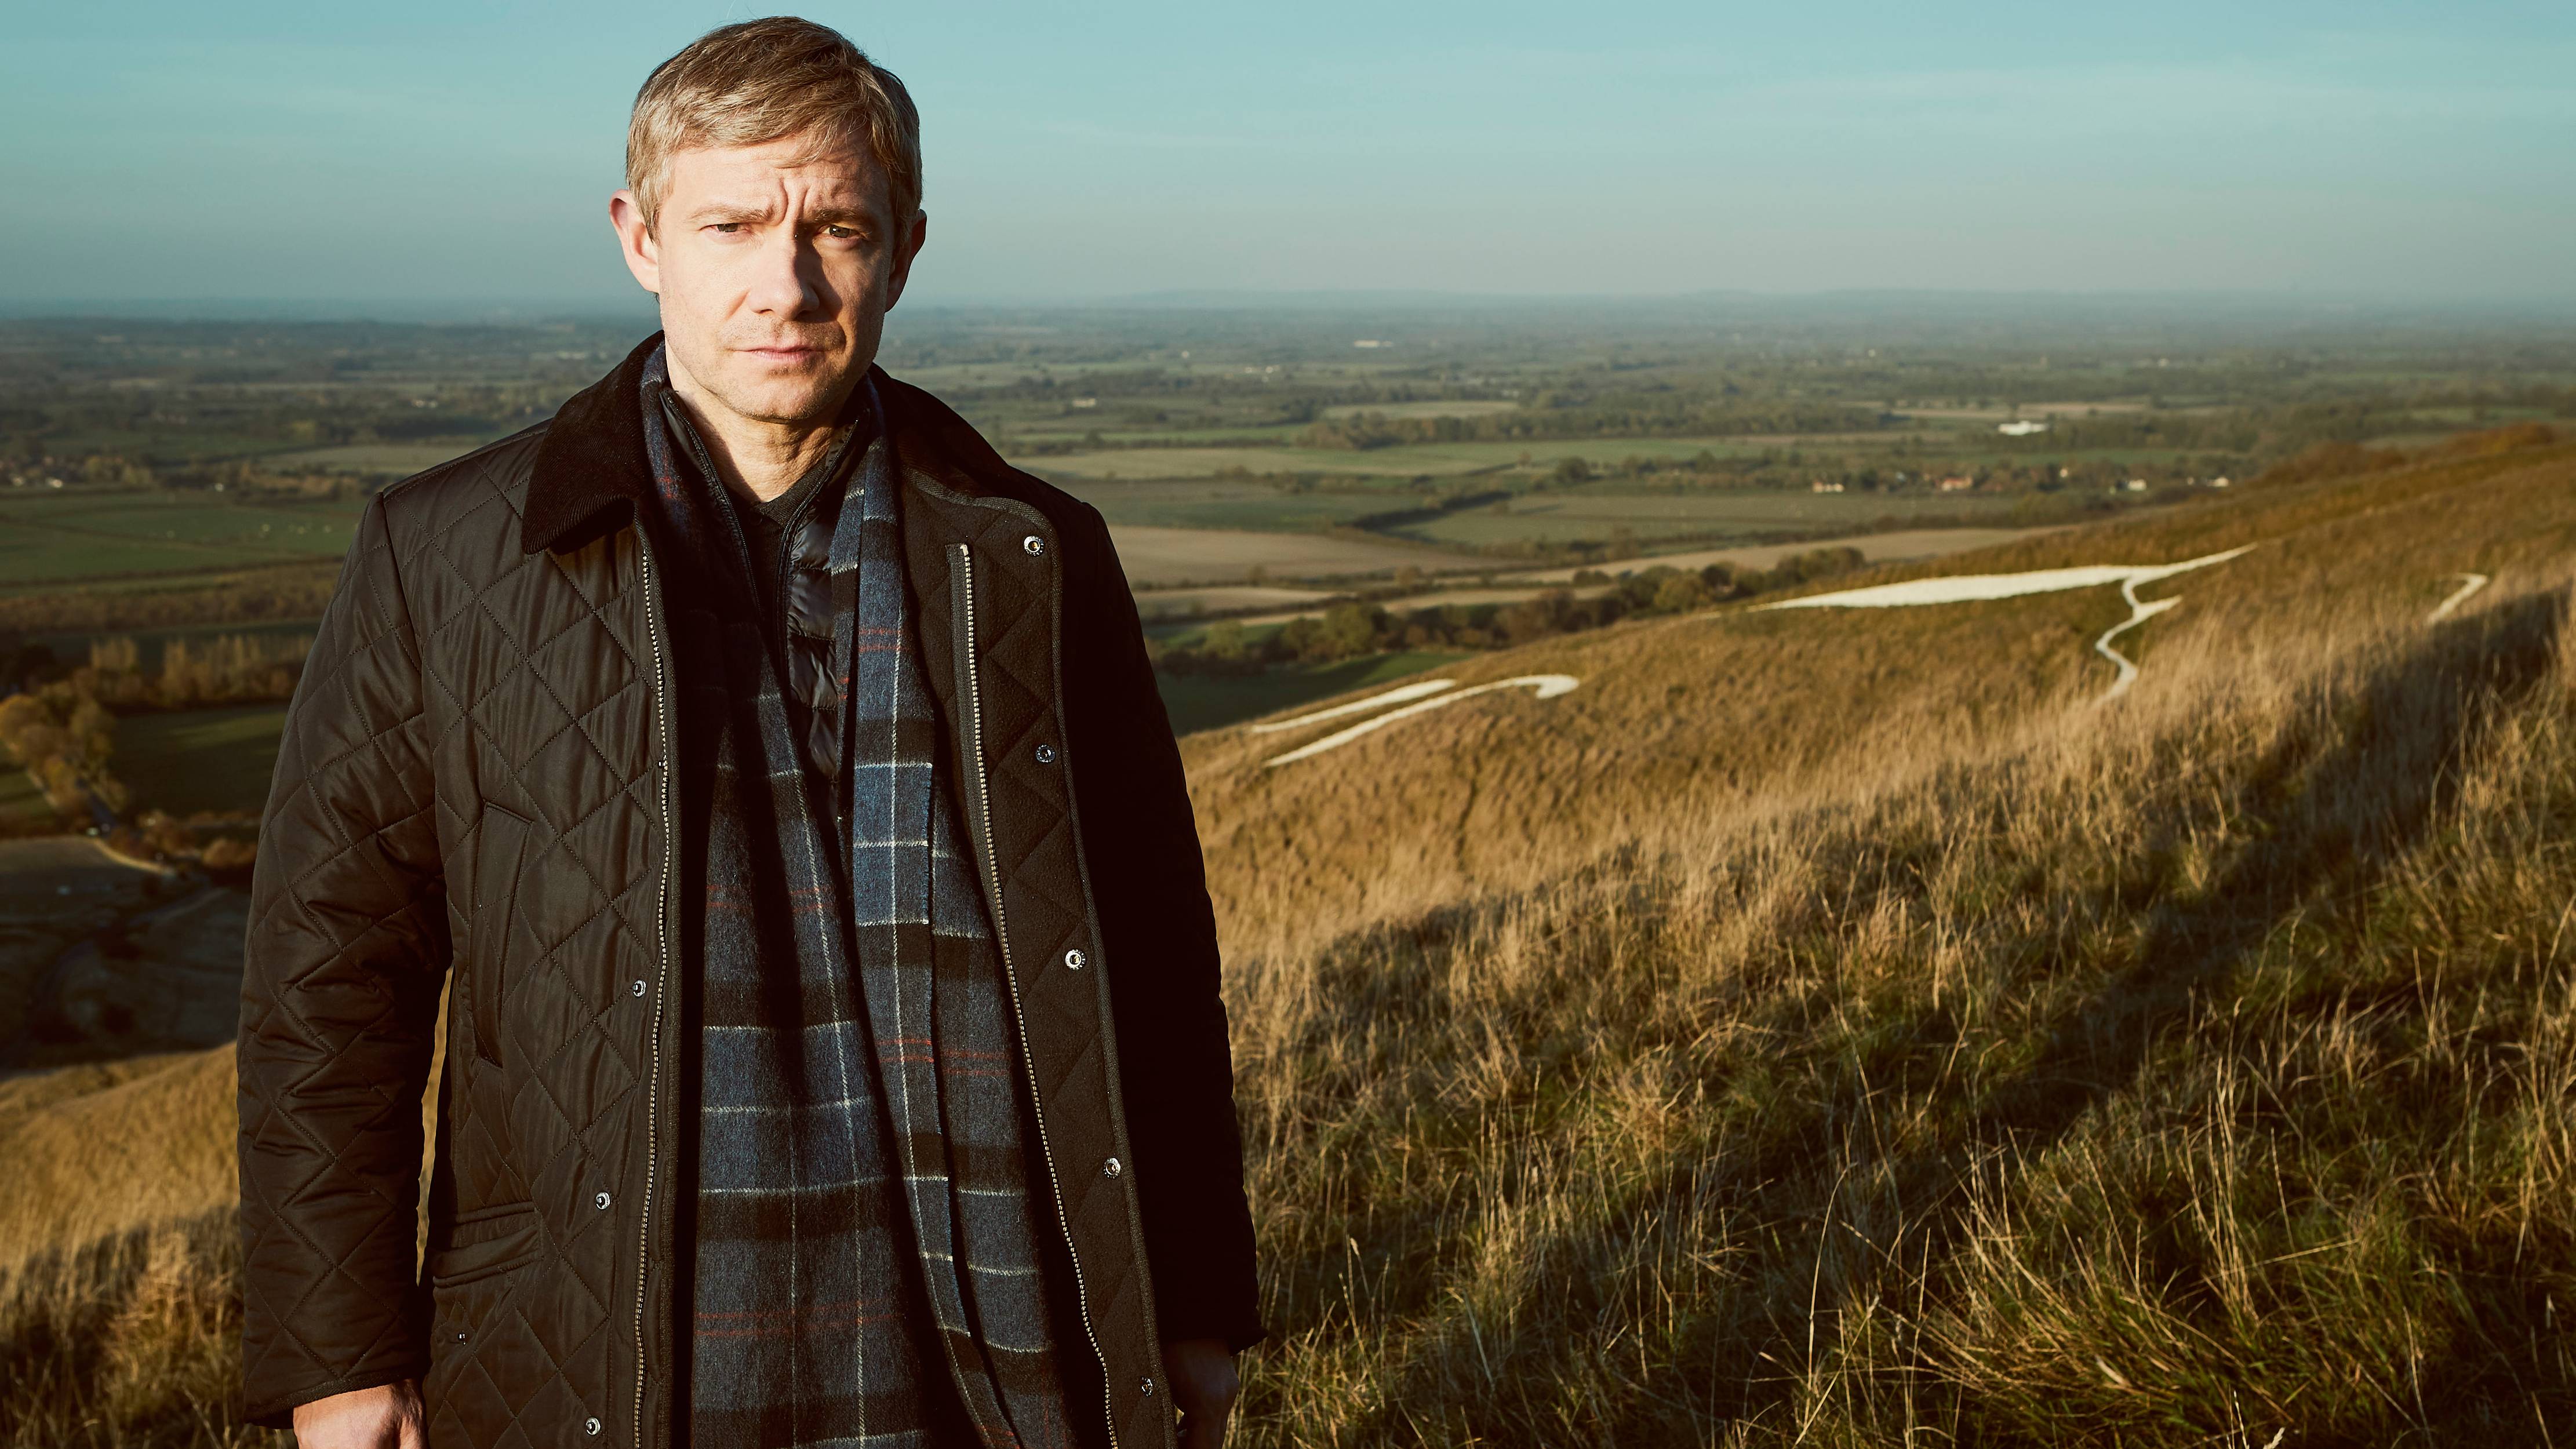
[662,358,854,504]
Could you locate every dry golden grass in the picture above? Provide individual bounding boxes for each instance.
[0,1212,278,1448]
[0,1048,237,1271]
[2,439,2570,1443]
[1207,444,2576,1442]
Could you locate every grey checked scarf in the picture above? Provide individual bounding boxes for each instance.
[641,349,1075,1449]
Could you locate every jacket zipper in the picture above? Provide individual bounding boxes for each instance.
[954,542,1121,1449]
[632,534,678,1449]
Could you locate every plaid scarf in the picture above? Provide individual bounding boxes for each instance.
[641,350,1074,1449]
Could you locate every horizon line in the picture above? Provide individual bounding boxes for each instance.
[3,287,2573,326]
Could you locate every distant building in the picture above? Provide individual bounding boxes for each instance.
[1070,397,1098,409]
[1997,420,2049,437]
[1937,475,1974,492]
[1352,339,1388,349]
[2210,476,2232,488]
[1810,479,1845,493]
[2123,479,2148,492]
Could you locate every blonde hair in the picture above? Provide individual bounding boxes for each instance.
[626,17,922,229]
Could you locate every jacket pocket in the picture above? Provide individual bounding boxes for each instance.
[426,1201,541,1287]
[469,803,532,1068]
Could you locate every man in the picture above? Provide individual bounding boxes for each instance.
[237,19,1258,1449]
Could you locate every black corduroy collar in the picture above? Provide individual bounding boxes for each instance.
[521,333,663,556]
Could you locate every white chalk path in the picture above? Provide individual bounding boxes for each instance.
[1756,546,2256,611]
[2428,573,2489,623]
[2091,578,2183,702]
[1759,545,2257,703]
[1262,675,1580,767]
[1248,678,1458,733]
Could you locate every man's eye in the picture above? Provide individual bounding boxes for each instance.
[709,223,744,235]
[823,225,858,239]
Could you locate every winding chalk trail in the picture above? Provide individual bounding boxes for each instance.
[1262,675,1580,767]
[2429,573,2489,623]
[2091,578,2182,702]
[1760,545,2257,703]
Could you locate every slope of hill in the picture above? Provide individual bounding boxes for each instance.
[1187,440,2571,957]
[2,436,2570,1444]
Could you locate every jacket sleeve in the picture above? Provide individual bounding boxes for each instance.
[1060,504,1265,1352]
[237,493,450,1426]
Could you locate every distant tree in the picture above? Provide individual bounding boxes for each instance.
[1203,620,1250,661]
[1651,573,1711,614]
[1319,602,1385,659]
[1275,617,1325,661]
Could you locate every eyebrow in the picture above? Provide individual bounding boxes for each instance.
[685,202,874,228]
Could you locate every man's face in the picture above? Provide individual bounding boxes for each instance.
[612,133,925,428]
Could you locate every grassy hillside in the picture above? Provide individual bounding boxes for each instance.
[1,438,2570,1443]
[1209,440,2576,1443]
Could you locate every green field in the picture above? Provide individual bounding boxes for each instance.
[0,493,363,587]
[1156,651,1467,736]
[115,706,287,818]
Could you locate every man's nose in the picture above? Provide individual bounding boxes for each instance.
[746,231,823,318]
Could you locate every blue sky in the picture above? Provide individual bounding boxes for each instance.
[3,1,2571,307]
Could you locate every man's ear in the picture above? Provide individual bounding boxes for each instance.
[610,191,661,296]
[883,211,929,311]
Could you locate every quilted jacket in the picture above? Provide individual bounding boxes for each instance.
[236,336,1260,1449]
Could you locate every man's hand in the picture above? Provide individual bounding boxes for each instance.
[291,1380,426,1448]
[1163,1338,1240,1449]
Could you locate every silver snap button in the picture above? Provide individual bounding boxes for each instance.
[454,1330,468,1342]
[585,1417,602,1436]
[1140,1377,1155,1398]
[1103,1157,1122,1179]
[631,979,647,997]
[1034,743,1057,764]
[594,1191,612,1210]
[1021,534,1046,556]
[1064,948,1086,970]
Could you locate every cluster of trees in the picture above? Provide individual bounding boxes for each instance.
[1155,547,1868,675]
[0,672,260,865]
[0,678,124,828]
[1,640,288,857]
[82,634,312,711]
[122,809,258,874]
